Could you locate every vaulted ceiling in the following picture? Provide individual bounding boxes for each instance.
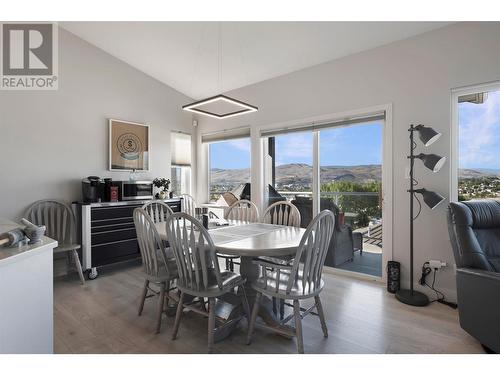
[61,22,450,99]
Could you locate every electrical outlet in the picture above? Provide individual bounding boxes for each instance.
[428,260,447,269]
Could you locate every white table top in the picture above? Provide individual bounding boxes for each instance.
[156,221,306,257]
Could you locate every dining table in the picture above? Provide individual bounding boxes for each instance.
[155,219,306,341]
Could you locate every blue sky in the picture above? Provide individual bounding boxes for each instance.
[209,121,382,169]
[459,90,500,170]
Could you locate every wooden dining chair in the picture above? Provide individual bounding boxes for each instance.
[225,199,260,223]
[166,212,250,353]
[261,200,302,318]
[134,208,178,333]
[222,199,260,271]
[179,194,197,217]
[26,200,85,284]
[142,200,174,224]
[247,210,335,353]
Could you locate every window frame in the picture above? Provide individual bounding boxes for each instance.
[206,137,252,203]
[450,81,500,202]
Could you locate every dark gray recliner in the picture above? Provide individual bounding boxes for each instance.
[447,200,500,353]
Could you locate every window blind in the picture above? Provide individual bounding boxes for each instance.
[171,132,192,166]
[260,112,385,138]
[201,126,251,143]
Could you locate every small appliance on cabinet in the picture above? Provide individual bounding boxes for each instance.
[120,180,154,201]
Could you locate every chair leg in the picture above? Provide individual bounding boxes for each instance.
[272,297,277,315]
[72,249,85,285]
[138,279,149,316]
[172,292,185,340]
[156,282,166,334]
[240,286,251,323]
[293,299,304,354]
[315,295,328,338]
[208,298,216,354]
[246,292,261,345]
[279,298,285,320]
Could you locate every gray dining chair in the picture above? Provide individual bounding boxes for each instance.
[221,199,260,271]
[262,200,301,228]
[133,208,178,334]
[247,210,335,353]
[26,199,85,284]
[142,200,174,224]
[261,200,302,318]
[225,199,260,223]
[166,212,250,353]
[179,194,197,217]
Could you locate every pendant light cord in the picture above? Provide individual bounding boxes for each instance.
[218,22,222,94]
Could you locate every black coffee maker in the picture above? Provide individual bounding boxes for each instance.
[82,176,104,203]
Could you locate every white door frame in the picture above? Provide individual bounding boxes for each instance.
[450,80,500,202]
[256,103,393,282]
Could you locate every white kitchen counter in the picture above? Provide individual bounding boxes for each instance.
[0,218,57,354]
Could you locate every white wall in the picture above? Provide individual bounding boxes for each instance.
[0,28,195,221]
[196,22,500,300]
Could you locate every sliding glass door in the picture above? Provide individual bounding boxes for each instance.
[319,121,382,277]
[262,114,385,278]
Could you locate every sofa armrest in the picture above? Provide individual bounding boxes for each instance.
[456,267,500,352]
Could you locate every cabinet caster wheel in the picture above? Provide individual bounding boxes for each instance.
[87,268,98,280]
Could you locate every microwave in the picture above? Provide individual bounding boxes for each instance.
[120,180,154,201]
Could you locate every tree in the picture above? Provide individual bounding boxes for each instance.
[321,181,381,228]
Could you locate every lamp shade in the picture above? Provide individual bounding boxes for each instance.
[417,153,446,173]
[416,188,445,210]
[415,125,441,147]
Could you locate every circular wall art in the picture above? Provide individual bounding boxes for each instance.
[116,132,142,160]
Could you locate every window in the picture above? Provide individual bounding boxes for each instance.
[458,89,500,200]
[209,138,251,202]
[171,166,191,195]
[266,132,313,201]
[171,132,192,195]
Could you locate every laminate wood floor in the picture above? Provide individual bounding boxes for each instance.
[54,264,484,354]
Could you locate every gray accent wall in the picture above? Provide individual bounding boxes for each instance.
[196,22,500,300]
[0,28,195,221]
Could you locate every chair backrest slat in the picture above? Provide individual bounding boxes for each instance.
[262,201,301,228]
[180,194,197,217]
[25,200,76,245]
[142,200,174,224]
[166,212,223,292]
[225,199,259,223]
[133,208,176,279]
[287,210,335,295]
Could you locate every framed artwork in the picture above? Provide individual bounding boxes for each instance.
[109,119,150,171]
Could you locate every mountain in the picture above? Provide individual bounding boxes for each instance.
[210,163,381,186]
[459,168,500,179]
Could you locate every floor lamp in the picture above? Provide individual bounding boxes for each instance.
[395,124,446,307]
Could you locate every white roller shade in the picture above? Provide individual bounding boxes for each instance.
[201,126,251,143]
[171,132,192,166]
[260,112,385,137]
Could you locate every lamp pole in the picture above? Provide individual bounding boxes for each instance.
[409,125,415,295]
[395,124,430,306]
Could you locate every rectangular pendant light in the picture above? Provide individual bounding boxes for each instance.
[182,94,258,119]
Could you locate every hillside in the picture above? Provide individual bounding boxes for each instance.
[459,168,500,179]
[210,163,382,186]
